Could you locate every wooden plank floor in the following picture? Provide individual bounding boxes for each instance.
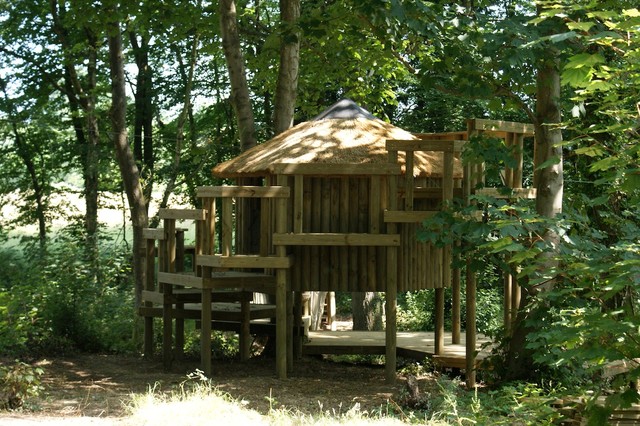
[304,331,492,369]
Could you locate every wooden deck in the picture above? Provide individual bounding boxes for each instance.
[304,331,492,369]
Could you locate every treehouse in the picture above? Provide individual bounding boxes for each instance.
[139,99,536,387]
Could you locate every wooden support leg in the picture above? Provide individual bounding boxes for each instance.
[276,270,287,379]
[327,292,336,331]
[287,290,294,373]
[162,285,173,371]
[201,288,212,376]
[175,302,184,361]
[294,291,303,359]
[466,261,477,388]
[144,316,154,358]
[385,246,398,384]
[511,272,520,332]
[240,298,251,361]
[143,239,156,358]
[452,265,461,344]
[504,271,512,336]
[435,287,445,355]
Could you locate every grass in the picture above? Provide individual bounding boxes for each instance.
[124,370,418,426]
[121,369,565,426]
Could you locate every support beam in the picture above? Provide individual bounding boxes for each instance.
[435,288,445,355]
[385,245,398,383]
[143,238,156,358]
[466,261,477,388]
[385,150,398,384]
[275,175,289,379]
[201,288,212,375]
[504,272,512,335]
[452,264,461,344]
[240,299,251,361]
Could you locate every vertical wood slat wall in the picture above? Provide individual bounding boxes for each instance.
[286,176,389,292]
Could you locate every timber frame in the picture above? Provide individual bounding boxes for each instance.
[139,118,536,387]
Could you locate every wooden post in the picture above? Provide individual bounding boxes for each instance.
[222,198,233,257]
[511,272,521,331]
[386,245,398,383]
[240,297,251,361]
[465,119,478,388]
[441,150,454,350]
[514,133,524,188]
[504,270,512,335]
[451,243,461,344]
[435,288,445,355]
[293,175,304,233]
[452,149,463,344]
[276,175,288,379]
[162,219,176,371]
[287,290,294,372]
[201,198,214,376]
[201,286,212,376]
[144,238,156,358]
[465,261,477,388]
[386,150,399,383]
[174,228,185,360]
[294,291,303,359]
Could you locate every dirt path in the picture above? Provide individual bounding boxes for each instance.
[1,353,406,423]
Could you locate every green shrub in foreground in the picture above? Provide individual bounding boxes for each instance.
[0,361,43,410]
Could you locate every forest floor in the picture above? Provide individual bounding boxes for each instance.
[1,351,410,425]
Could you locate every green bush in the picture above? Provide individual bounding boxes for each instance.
[0,361,43,410]
[397,284,503,335]
[0,229,137,357]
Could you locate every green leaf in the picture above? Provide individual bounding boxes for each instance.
[562,66,593,87]
[623,9,640,17]
[574,146,605,157]
[535,156,561,170]
[621,173,640,194]
[567,21,595,32]
[549,31,578,43]
[565,53,605,69]
[590,156,619,172]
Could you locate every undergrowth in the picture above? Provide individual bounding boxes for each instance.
[124,366,568,425]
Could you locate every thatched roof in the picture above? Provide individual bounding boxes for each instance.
[212,99,460,178]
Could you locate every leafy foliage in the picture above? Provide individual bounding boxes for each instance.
[0,230,137,357]
[0,361,43,410]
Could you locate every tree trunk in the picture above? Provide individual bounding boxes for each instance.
[219,0,257,152]
[533,58,564,220]
[0,78,47,250]
[273,0,300,134]
[84,29,100,249]
[129,33,155,204]
[505,35,563,381]
[157,35,200,217]
[107,17,149,309]
[50,1,100,250]
[352,292,384,331]
[219,0,261,254]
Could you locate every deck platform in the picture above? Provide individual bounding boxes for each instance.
[304,330,492,369]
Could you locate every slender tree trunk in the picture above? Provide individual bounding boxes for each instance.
[352,292,384,331]
[0,79,47,249]
[107,17,149,309]
[219,0,257,152]
[50,1,100,252]
[219,0,260,254]
[158,35,200,213]
[129,33,155,205]
[273,0,300,134]
[505,37,563,381]
[83,42,100,248]
[533,58,564,221]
